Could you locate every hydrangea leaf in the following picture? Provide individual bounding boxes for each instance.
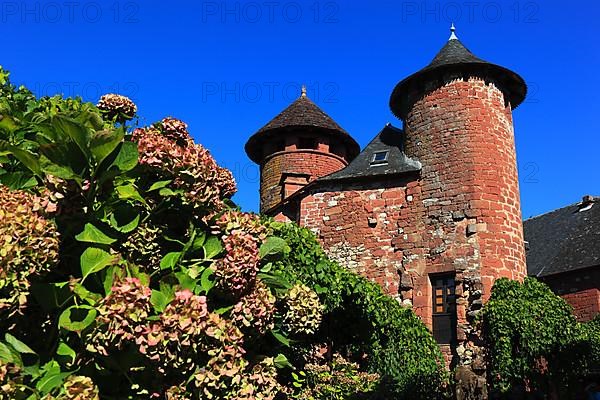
[110,141,138,172]
[160,252,181,270]
[0,342,20,365]
[0,171,37,189]
[0,140,41,175]
[151,289,172,313]
[56,342,76,364]
[271,330,291,347]
[203,236,223,259]
[81,247,117,280]
[108,206,140,233]
[75,223,116,245]
[5,334,36,354]
[36,360,70,394]
[116,183,146,204]
[273,354,293,369]
[58,305,97,332]
[52,115,91,159]
[259,237,290,259]
[200,267,215,294]
[90,128,124,164]
[147,179,172,191]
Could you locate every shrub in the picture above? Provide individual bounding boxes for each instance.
[481,277,600,398]
[0,65,447,399]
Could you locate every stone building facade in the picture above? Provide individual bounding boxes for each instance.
[245,27,599,371]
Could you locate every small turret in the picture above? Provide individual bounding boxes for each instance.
[245,88,359,212]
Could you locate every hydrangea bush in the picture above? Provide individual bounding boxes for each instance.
[0,66,447,399]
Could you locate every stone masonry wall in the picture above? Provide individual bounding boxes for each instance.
[298,177,483,336]
[299,179,414,296]
[296,75,525,375]
[403,75,526,302]
[260,149,347,212]
[401,74,526,385]
[543,268,600,322]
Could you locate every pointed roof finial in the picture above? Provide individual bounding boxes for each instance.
[449,23,458,40]
[301,85,307,98]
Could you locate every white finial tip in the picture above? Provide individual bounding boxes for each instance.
[449,23,458,40]
[301,85,307,97]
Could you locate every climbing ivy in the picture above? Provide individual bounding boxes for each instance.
[481,277,600,398]
[268,222,450,399]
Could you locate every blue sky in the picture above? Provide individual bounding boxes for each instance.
[2,1,598,218]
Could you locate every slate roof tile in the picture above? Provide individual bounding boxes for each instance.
[524,196,600,277]
[389,34,527,119]
[319,123,421,181]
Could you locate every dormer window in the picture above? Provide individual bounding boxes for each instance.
[371,151,389,166]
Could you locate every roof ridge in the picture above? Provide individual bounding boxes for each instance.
[524,195,600,221]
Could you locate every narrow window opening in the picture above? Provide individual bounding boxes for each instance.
[431,274,457,344]
[298,137,318,150]
[272,140,285,153]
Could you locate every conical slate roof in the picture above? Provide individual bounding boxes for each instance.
[390,27,527,119]
[425,38,486,70]
[245,90,359,163]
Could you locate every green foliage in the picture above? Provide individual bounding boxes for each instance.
[578,315,600,374]
[0,67,284,399]
[0,66,451,399]
[1,69,317,399]
[268,222,449,399]
[481,277,600,398]
[293,354,381,400]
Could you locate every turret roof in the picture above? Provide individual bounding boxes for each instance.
[389,26,527,119]
[245,89,359,163]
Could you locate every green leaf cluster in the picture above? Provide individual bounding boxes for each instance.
[481,277,600,398]
[267,221,449,399]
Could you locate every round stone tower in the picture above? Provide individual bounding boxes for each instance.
[389,26,528,301]
[246,87,359,213]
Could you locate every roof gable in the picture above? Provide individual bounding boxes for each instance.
[319,123,421,181]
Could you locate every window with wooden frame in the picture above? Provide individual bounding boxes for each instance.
[431,274,457,344]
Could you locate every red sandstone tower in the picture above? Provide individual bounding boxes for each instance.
[389,25,528,309]
[245,87,359,214]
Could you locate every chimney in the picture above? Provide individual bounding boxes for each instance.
[579,195,596,211]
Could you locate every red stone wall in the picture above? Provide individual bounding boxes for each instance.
[403,75,527,305]
[266,73,525,372]
[543,268,600,322]
[297,177,481,334]
[299,179,415,295]
[260,149,347,212]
